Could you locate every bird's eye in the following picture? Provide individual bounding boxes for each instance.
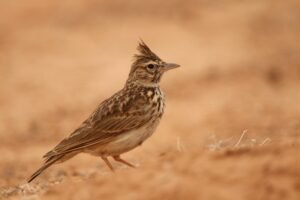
[147,64,155,70]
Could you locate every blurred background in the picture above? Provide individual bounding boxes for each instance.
[0,0,299,199]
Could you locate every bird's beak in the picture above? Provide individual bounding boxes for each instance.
[163,62,180,71]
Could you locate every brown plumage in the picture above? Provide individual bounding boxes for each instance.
[28,41,180,182]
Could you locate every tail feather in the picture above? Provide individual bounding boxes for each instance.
[28,155,63,183]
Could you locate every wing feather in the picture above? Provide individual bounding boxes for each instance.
[44,89,151,158]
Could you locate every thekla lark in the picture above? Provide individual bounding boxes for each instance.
[28,41,180,182]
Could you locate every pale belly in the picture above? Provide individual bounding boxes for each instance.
[84,119,160,156]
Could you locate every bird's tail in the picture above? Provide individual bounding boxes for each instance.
[27,155,63,183]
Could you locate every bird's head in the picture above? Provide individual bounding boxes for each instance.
[126,41,180,87]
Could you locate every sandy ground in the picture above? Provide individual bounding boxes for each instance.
[0,0,300,199]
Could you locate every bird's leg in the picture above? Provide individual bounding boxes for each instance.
[101,156,114,172]
[112,155,136,168]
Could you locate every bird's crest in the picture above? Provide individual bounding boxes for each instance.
[128,40,162,77]
[134,40,161,62]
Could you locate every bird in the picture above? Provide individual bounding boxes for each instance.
[28,41,180,183]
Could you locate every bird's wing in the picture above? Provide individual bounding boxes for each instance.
[44,90,152,158]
